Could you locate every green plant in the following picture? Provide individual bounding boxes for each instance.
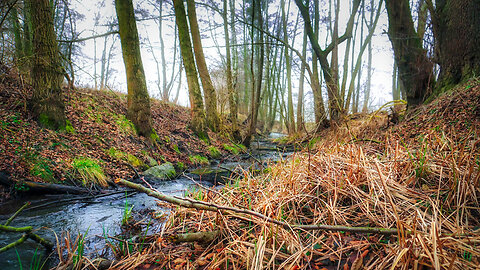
[172,144,181,154]
[223,144,239,155]
[30,158,54,182]
[73,228,89,268]
[114,114,136,135]
[138,220,151,253]
[65,120,75,134]
[189,155,209,166]
[126,154,143,167]
[72,157,108,187]
[176,162,185,171]
[208,146,221,159]
[122,191,134,226]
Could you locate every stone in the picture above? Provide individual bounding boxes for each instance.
[143,162,176,180]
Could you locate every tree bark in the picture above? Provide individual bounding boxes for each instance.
[385,0,434,108]
[29,0,66,130]
[115,0,154,137]
[223,0,240,141]
[173,0,208,139]
[282,0,295,134]
[187,0,220,132]
[434,0,480,93]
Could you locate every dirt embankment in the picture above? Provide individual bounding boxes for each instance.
[0,66,226,201]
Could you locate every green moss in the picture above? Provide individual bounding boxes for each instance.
[189,155,210,166]
[127,153,143,167]
[114,114,136,135]
[208,146,221,159]
[106,147,144,168]
[175,162,185,171]
[223,143,245,155]
[106,147,125,159]
[150,129,160,142]
[72,157,108,187]
[172,144,181,154]
[65,120,75,134]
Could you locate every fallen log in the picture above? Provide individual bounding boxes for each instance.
[116,179,401,235]
[0,172,90,194]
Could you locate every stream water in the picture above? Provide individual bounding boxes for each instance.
[0,133,289,269]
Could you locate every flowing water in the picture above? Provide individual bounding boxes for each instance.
[0,133,288,269]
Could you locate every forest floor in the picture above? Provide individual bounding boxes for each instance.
[91,78,479,269]
[0,66,232,202]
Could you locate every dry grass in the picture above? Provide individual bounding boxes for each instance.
[88,81,480,269]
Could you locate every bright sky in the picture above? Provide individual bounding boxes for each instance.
[70,0,395,119]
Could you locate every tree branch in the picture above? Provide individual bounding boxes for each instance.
[117,179,400,235]
[57,31,119,43]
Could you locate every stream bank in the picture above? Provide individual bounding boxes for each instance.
[0,133,289,269]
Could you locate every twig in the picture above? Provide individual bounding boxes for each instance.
[0,225,53,252]
[4,201,30,226]
[116,179,400,235]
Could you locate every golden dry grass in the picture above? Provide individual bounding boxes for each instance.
[67,81,480,269]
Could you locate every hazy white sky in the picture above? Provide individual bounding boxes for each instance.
[71,0,395,117]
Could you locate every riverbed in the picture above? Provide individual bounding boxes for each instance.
[0,134,290,269]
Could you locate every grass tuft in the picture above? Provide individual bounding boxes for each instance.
[72,157,108,187]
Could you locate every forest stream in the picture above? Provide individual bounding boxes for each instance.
[0,133,290,269]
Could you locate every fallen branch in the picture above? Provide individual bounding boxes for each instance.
[0,225,53,252]
[4,202,30,226]
[116,179,400,235]
[0,203,54,253]
[171,230,220,243]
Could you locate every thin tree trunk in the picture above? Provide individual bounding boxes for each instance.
[244,0,264,147]
[186,0,220,132]
[282,0,295,134]
[297,26,307,133]
[223,0,240,141]
[173,0,208,139]
[294,0,361,122]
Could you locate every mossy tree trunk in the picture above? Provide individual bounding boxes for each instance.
[173,0,208,139]
[385,0,434,108]
[186,0,220,132]
[434,0,480,93]
[115,0,154,138]
[10,4,23,64]
[28,0,66,130]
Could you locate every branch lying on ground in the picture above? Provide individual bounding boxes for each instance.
[116,179,400,235]
[0,202,53,253]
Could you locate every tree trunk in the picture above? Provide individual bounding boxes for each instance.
[173,0,208,139]
[115,0,154,138]
[297,27,307,133]
[385,0,434,108]
[282,0,295,134]
[244,0,264,147]
[186,0,220,132]
[29,0,66,130]
[434,0,480,93]
[294,0,360,123]
[224,0,240,141]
